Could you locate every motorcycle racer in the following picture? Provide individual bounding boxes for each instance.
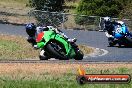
[103,17,132,38]
[103,17,122,38]
[25,23,76,49]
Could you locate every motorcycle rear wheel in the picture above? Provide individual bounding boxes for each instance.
[108,37,116,47]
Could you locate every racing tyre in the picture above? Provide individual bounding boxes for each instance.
[125,36,132,47]
[108,37,115,47]
[109,42,114,47]
[46,41,69,60]
[39,55,49,60]
[74,50,84,60]
[126,36,132,43]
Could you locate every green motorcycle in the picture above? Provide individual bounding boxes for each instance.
[36,30,84,60]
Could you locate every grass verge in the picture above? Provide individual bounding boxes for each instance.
[0,63,132,88]
[0,34,94,60]
[0,34,39,60]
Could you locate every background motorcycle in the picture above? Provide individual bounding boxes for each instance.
[36,30,84,60]
[108,23,132,47]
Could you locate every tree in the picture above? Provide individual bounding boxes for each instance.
[75,0,124,27]
[76,0,123,17]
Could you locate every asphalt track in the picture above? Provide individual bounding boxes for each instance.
[0,24,132,62]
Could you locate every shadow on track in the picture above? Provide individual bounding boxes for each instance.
[107,45,132,48]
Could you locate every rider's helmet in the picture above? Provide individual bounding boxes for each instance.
[104,17,111,24]
[117,21,125,25]
[25,23,36,37]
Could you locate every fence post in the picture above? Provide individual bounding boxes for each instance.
[62,13,65,30]
[28,10,31,24]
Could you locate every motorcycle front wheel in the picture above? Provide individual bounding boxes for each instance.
[74,50,84,60]
[46,41,69,60]
[108,37,116,47]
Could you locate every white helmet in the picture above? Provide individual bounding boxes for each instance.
[117,21,125,25]
[104,17,111,22]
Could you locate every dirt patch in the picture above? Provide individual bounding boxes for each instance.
[0,63,131,76]
[78,44,94,55]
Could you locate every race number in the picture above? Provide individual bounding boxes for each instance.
[115,27,122,33]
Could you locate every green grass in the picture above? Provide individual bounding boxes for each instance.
[0,67,131,88]
[0,34,93,60]
[0,40,20,59]
[0,40,20,52]
[0,34,39,60]
[0,80,130,88]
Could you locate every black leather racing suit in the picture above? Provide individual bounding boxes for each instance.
[103,21,121,36]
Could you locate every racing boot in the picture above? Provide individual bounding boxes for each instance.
[33,44,39,50]
[68,38,77,43]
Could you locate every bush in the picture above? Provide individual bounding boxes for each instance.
[76,0,123,17]
[75,0,128,26]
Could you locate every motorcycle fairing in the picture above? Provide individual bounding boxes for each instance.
[36,31,76,58]
[114,24,128,39]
